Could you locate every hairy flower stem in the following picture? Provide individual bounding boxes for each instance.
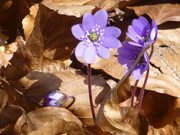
[87,64,96,123]
[131,80,139,107]
[138,67,149,110]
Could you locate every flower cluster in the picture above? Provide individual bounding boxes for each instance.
[71,10,121,64]
[118,16,158,80]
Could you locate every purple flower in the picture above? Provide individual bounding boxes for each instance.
[127,16,158,47]
[118,16,158,80]
[44,91,68,106]
[71,10,121,64]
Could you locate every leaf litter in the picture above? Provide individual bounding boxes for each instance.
[0,0,179,135]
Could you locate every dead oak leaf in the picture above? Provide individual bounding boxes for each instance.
[128,3,180,25]
[41,0,95,17]
[13,107,84,135]
[96,79,149,135]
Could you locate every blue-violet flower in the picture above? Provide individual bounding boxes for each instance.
[118,16,158,80]
[44,91,68,106]
[71,10,122,64]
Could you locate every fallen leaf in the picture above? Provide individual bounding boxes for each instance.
[0,90,8,112]
[140,90,179,128]
[92,49,126,79]
[42,0,95,17]
[1,36,30,81]
[147,118,180,135]
[128,3,180,25]
[55,68,112,125]
[0,42,18,68]
[0,0,29,40]
[12,68,112,125]
[94,0,142,10]
[22,4,39,40]
[96,79,149,135]
[13,107,84,135]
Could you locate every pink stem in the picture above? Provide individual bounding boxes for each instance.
[138,67,149,110]
[87,64,96,123]
[131,80,139,107]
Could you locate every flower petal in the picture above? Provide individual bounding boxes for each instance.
[127,26,140,43]
[46,100,59,106]
[97,45,110,59]
[82,12,95,31]
[71,24,85,40]
[94,10,108,28]
[150,20,158,41]
[48,92,64,100]
[102,36,122,48]
[118,45,135,59]
[104,26,121,38]
[128,41,143,47]
[138,16,149,26]
[132,65,146,80]
[75,41,86,58]
[84,45,96,64]
[132,19,144,35]
[118,55,134,66]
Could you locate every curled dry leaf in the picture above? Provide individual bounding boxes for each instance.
[140,91,179,128]
[128,3,180,25]
[13,107,84,135]
[42,0,95,17]
[22,4,39,40]
[96,79,149,135]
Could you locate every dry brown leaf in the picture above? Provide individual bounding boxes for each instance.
[22,4,39,40]
[139,91,179,128]
[54,68,112,125]
[128,3,180,25]
[129,27,180,97]
[92,49,126,79]
[29,119,86,135]
[0,42,18,68]
[25,4,80,70]
[0,90,8,112]
[148,118,180,135]
[130,73,180,98]
[12,67,111,125]
[96,79,149,135]
[35,58,67,73]
[1,36,30,81]
[0,0,29,39]
[13,107,84,135]
[94,0,142,10]
[42,0,95,17]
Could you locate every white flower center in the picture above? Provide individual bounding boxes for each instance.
[81,25,104,47]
